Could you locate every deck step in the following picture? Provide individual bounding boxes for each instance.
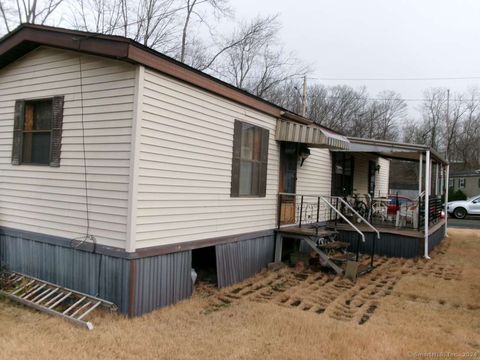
[303,237,344,275]
[278,226,337,239]
[0,271,117,330]
[329,253,351,262]
[318,241,350,250]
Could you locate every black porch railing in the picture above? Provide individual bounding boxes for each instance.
[418,195,443,229]
[277,193,378,269]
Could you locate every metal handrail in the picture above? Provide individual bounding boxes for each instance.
[334,196,380,240]
[416,191,425,201]
[318,196,365,243]
[277,193,366,242]
[278,192,375,267]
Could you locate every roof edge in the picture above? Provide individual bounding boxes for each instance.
[347,136,448,164]
[0,24,347,134]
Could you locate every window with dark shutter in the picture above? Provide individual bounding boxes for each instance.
[11,96,64,167]
[230,120,269,197]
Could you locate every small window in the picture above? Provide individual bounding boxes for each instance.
[448,178,454,188]
[22,100,52,164]
[12,97,64,167]
[230,120,269,197]
[458,178,466,188]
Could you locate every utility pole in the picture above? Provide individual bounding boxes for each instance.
[301,75,307,117]
[445,89,450,161]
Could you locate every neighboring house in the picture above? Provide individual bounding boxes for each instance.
[449,170,480,198]
[0,25,442,317]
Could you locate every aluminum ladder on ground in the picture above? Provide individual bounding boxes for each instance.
[0,271,117,330]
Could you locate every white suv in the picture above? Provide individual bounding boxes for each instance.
[447,195,480,219]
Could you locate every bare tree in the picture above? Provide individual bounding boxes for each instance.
[271,83,405,141]
[213,15,280,88]
[202,15,309,102]
[68,0,180,50]
[420,88,450,149]
[178,0,231,63]
[368,90,406,140]
[404,88,480,167]
[133,0,178,48]
[454,89,480,167]
[302,84,368,134]
[70,0,122,34]
[0,0,65,32]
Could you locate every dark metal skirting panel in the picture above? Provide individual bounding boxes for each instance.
[336,231,421,258]
[428,225,445,253]
[0,233,130,313]
[131,251,193,317]
[216,233,274,288]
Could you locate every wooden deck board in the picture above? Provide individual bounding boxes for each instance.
[329,222,422,238]
[277,226,335,238]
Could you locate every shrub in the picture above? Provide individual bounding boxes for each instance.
[448,188,467,201]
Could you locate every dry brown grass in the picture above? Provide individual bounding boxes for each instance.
[1,228,479,360]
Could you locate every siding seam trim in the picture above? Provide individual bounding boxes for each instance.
[126,65,144,252]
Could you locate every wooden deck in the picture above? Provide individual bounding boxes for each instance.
[278,219,445,239]
[326,219,446,239]
[276,220,446,259]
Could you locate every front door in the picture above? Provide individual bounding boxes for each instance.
[279,143,298,224]
[331,153,353,196]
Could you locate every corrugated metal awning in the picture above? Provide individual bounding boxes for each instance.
[275,119,350,150]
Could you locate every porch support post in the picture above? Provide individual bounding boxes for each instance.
[444,164,449,237]
[438,164,445,195]
[418,153,423,196]
[274,232,283,263]
[435,162,440,195]
[424,150,431,259]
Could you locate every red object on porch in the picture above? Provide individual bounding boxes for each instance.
[387,195,415,216]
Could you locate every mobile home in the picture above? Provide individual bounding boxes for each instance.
[0,25,447,316]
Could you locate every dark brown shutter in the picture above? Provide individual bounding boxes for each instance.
[230,120,243,197]
[258,127,269,197]
[50,96,64,167]
[11,100,25,165]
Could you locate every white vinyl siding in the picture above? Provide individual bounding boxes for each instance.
[296,148,332,195]
[295,148,333,222]
[135,69,280,248]
[353,154,390,197]
[352,154,370,195]
[375,157,390,196]
[0,47,135,248]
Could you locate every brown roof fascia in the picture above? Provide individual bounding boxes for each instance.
[279,111,312,125]
[0,24,333,129]
[127,45,283,119]
[0,25,285,120]
[0,26,130,60]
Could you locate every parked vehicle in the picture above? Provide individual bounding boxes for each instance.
[387,195,415,216]
[447,195,480,219]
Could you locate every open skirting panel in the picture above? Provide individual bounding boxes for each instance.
[0,228,275,316]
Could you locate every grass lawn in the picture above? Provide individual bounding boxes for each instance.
[1,228,479,359]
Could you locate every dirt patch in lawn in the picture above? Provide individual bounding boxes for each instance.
[204,236,467,326]
[0,228,479,360]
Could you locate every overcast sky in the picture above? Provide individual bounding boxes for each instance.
[231,0,480,116]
